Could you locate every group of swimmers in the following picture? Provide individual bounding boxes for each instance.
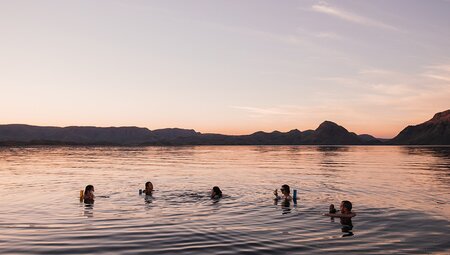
[272,184,355,218]
[81,183,355,219]
[270,183,355,235]
[80,182,223,203]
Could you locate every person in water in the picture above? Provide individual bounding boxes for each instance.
[83,185,95,204]
[211,186,222,199]
[144,181,154,195]
[329,204,337,214]
[274,184,292,202]
[324,200,356,218]
[324,201,355,236]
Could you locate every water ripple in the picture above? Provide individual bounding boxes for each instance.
[0,146,449,254]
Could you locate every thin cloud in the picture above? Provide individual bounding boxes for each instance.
[316,76,360,85]
[231,106,296,116]
[211,24,304,46]
[359,68,398,75]
[422,74,450,82]
[311,2,400,31]
[422,65,450,82]
[424,65,450,72]
[370,83,419,96]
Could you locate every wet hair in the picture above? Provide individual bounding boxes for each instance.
[341,200,352,212]
[329,204,337,214]
[281,184,290,194]
[144,181,153,195]
[212,186,222,198]
[84,185,94,196]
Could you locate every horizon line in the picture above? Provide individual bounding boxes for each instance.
[0,120,408,140]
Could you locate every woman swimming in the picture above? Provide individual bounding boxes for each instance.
[83,185,95,204]
[274,184,292,202]
[144,181,154,195]
[211,186,222,199]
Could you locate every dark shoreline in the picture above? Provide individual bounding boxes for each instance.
[1,109,448,146]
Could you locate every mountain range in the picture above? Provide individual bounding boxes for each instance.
[0,109,448,146]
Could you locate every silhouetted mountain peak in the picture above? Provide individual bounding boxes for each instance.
[427,109,450,124]
[251,131,267,136]
[302,121,362,145]
[316,121,348,133]
[287,129,301,135]
[391,109,449,145]
[358,134,382,144]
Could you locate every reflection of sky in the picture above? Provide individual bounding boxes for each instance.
[0,146,450,253]
[1,1,449,138]
[1,145,448,218]
[400,147,450,185]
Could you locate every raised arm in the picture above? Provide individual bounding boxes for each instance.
[273,189,281,200]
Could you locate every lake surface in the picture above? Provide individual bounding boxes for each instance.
[0,146,449,254]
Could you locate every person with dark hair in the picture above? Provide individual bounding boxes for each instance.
[338,201,354,235]
[83,185,95,204]
[324,200,356,218]
[324,200,356,236]
[211,186,222,199]
[274,184,292,202]
[144,181,154,196]
[341,201,352,212]
[329,204,337,214]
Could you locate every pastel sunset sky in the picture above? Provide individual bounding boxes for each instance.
[1,0,449,138]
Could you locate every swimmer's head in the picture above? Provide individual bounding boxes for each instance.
[340,200,352,213]
[280,184,290,195]
[84,185,94,195]
[211,186,222,198]
[145,181,153,192]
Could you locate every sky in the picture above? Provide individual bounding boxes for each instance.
[0,0,449,138]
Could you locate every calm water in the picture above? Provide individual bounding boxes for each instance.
[0,146,449,254]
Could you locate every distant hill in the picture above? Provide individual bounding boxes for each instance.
[140,121,374,145]
[358,134,383,144]
[301,121,362,145]
[1,110,448,145]
[0,125,156,145]
[390,109,450,145]
[151,128,199,139]
[0,121,382,146]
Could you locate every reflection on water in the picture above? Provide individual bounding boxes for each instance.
[273,198,293,215]
[144,194,154,204]
[281,204,292,215]
[402,147,450,184]
[0,146,449,254]
[340,217,354,237]
[83,204,94,218]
